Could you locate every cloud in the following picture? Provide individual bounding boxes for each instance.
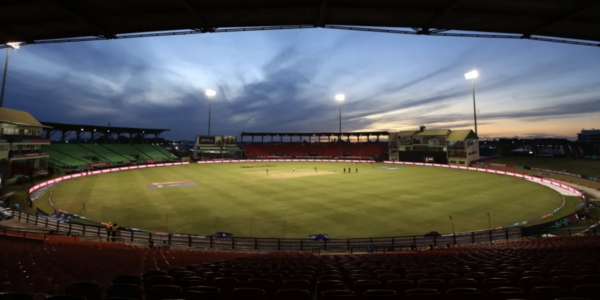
[2,29,599,140]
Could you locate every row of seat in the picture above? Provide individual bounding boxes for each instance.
[242,143,387,158]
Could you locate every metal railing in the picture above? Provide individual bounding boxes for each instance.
[10,210,524,252]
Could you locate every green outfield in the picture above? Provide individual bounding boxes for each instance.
[48,162,565,238]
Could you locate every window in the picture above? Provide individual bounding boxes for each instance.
[0,144,8,151]
[3,128,20,135]
[23,129,33,136]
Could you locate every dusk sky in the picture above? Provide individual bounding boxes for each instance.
[3,28,600,140]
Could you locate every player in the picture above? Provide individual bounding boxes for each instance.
[343,168,346,173]
[314,167,317,172]
[293,168,295,172]
[356,168,358,173]
[266,169,269,175]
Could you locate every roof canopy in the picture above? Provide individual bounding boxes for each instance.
[0,107,49,128]
[1,0,599,49]
[41,122,169,135]
[241,131,389,137]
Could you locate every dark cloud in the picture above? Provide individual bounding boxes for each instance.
[2,32,599,140]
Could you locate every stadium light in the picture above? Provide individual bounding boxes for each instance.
[464,70,479,135]
[205,89,217,135]
[1,42,23,108]
[335,94,345,157]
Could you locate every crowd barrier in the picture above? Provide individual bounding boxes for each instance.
[9,210,523,252]
[19,159,583,252]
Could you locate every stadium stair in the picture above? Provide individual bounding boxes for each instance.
[80,144,131,163]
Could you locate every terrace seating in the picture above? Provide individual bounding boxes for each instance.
[46,144,99,164]
[102,144,150,160]
[80,144,130,163]
[41,145,89,166]
[133,144,172,160]
[2,235,600,300]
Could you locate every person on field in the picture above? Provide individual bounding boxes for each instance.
[343,168,346,173]
[293,168,295,172]
[162,241,170,250]
[266,169,268,175]
[356,168,358,173]
[314,167,317,172]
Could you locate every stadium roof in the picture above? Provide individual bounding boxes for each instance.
[241,131,389,137]
[447,129,478,141]
[1,0,599,49]
[0,107,49,128]
[41,122,169,135]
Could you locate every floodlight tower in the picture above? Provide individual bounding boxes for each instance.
[206,89,217,135]
[464,70,479,135]
[1,42,22,107]
[335,94,345,156]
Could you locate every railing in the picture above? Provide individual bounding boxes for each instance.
[10,210,523,252]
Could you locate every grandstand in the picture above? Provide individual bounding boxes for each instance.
[35,122,180,172]
[390,126,479,165]
[240,132,388,160]
[0,108,51,183]
[1,227,600,299]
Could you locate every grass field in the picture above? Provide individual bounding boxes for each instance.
[487,156,600,176]
[47,162,564,238]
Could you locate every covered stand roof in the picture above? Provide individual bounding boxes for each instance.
[1,0,599,49]
[241,131,389,137]
[0,107,50,128]
[41,122,169,135]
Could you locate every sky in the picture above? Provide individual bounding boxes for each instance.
[3,28,600,141]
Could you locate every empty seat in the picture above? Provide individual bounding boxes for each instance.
[551,275,577,292]
[185,290,220,300]
[386,279,415,296]
[144,276,175,292]
[106,284,143,300]
[247,278,275,297]
[147,285,183,300]
[113,275,142,286]
[282,279,310,291]
[321,290,355,300]
[46,297,86,300]
[445,288,483,300]
[417,279,446,293]
[530,286,569,300]
[572,284,600,300]
[354,280,382,297]
[231,288,266,300]
[179,276,207,291]
[0,293,33,300]
[577,275,600,285]
[518,276,548,293]
[405,288,442,300]
[488,287,526,300]
[448,278,479,289]
[65,282,102,300]
[274,289,310,300]
[482,278,512,292]
[212,277,239,296]
[363,289,398,300]
[231,273,254,285]
[143,270,167,280]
